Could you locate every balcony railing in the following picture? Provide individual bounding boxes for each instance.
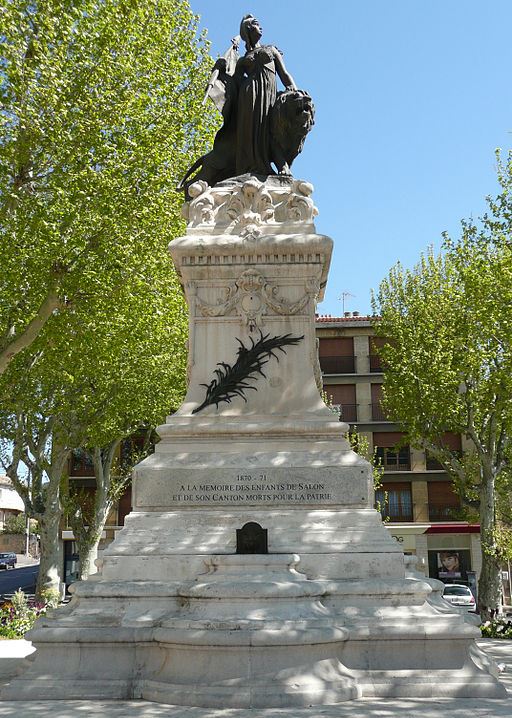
[379,509,414,522]
[429,505,462,521]
[371,402,388,421]
[382,462,411,472]
[369,354,383,372]
[340,404,358,422]
[319,356,356,374]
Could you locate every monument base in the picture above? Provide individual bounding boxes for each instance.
[2,177,506,705]
[4,500,506,704]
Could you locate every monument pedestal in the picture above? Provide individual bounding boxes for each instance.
[3,177,505,705]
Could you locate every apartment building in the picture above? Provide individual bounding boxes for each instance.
[316,313,484,593]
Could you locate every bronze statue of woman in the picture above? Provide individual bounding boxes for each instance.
[178,14,314,197]
[234,14,296,176]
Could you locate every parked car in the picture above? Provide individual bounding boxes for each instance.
[0,552,17,569]
[442,583,476,611]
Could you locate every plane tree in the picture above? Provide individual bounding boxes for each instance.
[1,254,188,596]
[0,0,217,596]
[0,0,214,376]
[373,151,512,619]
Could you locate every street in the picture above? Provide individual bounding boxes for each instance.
[0,564,39,600]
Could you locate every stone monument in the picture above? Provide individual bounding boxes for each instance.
[3,13,506,708]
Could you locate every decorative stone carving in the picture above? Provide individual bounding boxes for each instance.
[264,276,319,316]
[183,180,214,224]
[286,180,316,222]
[225,178,274,239]
[185,176,318,235]
[195,268,319,330]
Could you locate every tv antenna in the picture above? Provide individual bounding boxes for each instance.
[339,291,355,314]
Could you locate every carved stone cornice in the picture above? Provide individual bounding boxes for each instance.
[182,176,318,236]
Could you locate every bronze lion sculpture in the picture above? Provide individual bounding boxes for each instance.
[178,89,315,200]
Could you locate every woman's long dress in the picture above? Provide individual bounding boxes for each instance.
[235,45,279,176]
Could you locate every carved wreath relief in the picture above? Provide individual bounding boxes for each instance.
[195,268,319,331]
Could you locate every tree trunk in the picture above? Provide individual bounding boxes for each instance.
[69,441,120,581]
[478,464,502,620]
[36,499,63,599]
[75,533,102,581]
[35,446,69,600]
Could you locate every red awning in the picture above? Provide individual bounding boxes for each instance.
[426,524,480,534]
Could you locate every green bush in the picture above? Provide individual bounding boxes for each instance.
[481,618,512,639]
[0,589,48,639]
[2,513,26,535]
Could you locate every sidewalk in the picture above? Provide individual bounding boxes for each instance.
[14,555,39,569]
[0,639,510,717]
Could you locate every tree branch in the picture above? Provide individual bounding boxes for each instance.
[0,290,63,375]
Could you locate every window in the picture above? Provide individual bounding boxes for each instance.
[373,433,410,471]
[369,336,387,372]
[318,338,355,374]
[428,481,461,521]
[375,482,413,521]
[69,448,95,477]
[376,445,411,471]
[426,433,462,470]
[370,383,387,421]
[323,384,357,421]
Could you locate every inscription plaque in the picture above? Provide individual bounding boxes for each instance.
[236,522,268,554]
[134,466,369,508]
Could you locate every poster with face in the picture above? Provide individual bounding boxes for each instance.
[437,551,461,578]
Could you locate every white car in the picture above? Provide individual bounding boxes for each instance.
[442,584,476,611]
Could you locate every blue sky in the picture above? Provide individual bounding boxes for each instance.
[189,1,512,316]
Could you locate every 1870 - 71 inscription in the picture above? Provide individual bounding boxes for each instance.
[135,467,369,508]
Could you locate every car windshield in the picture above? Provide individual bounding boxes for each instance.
[444,586,471,596]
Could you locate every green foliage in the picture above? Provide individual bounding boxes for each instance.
[0,0,217,373]
[373,150,512,615]
[321,390,341,417]
[2,513,26,534]
[0,0,218,591]
[481,618,512,639]
[348,429,384,492]
[481,527,512,563]
[39,586,59,609]
[373,150,512,510]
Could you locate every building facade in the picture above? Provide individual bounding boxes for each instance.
[316,313,486,594]
[0,475,25,529]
